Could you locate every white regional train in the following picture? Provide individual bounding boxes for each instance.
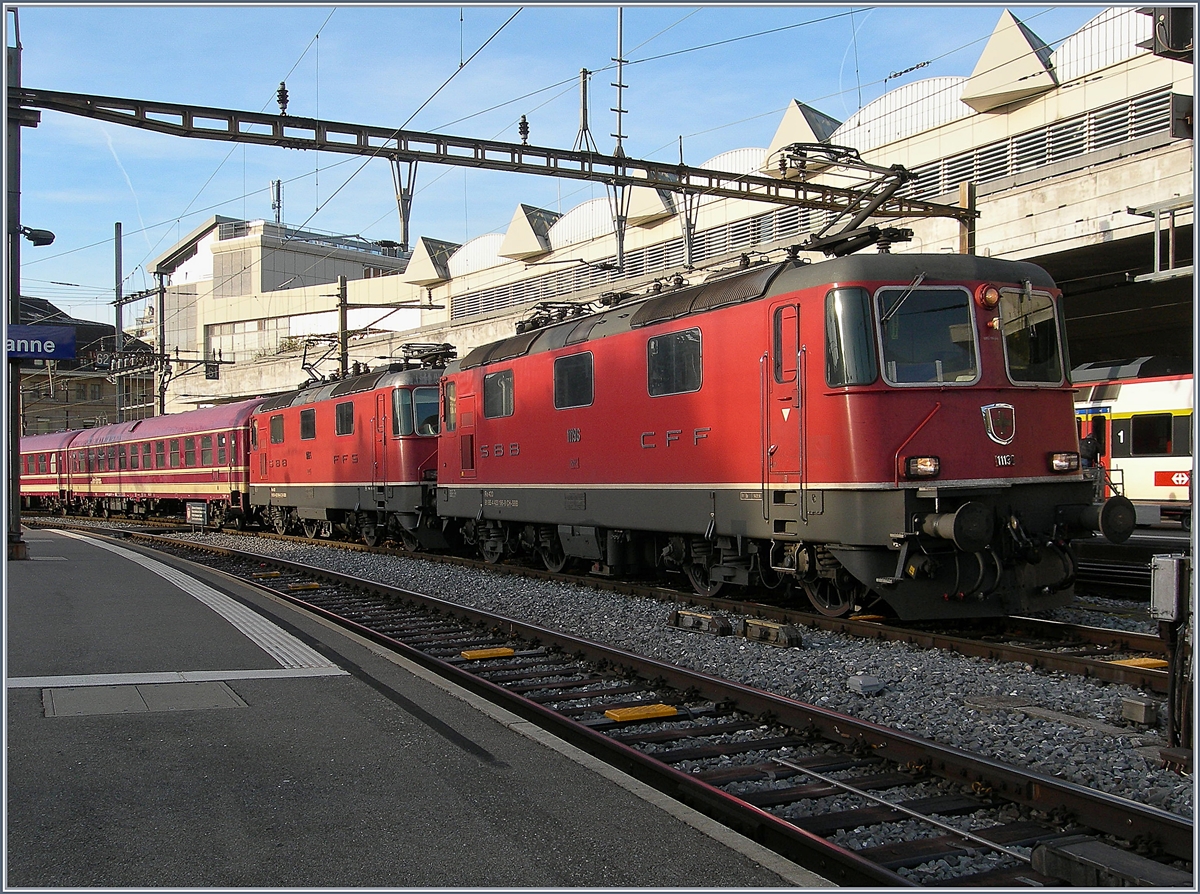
[1073,357,1194,529]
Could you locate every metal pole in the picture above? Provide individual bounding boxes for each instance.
[338,274,348,377]
[114,221,123,421]
[6,17,26,559]
[156,270,166,414]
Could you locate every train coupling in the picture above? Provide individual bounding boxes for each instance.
[1056,495,1136,544]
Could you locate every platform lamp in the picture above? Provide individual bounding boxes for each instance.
[7,224,55,560]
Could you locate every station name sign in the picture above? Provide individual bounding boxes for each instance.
[6,325,76,359]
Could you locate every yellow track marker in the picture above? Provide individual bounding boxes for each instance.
[252,571,282,578]
[1107,657,1169,669]
[604,704,678,722]
[461,647,516,660]
[286,582,322,591]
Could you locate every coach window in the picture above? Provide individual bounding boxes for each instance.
[648,328,702,397]
[118,445,127,470]
[38,453,47,474]
[129,443,139,469]
[554,353,593,409]
[825,288,877,387]
[335,402,354,436]
[107,445,117,471]
[142,442,152,469]
[201,435,213,465]
[484,370,514,418]
[300,408,316,440]
[218,433,228,464]
[1131,414,1173,456]
[168,439,180,468]
[393,389,414,436]
[876,285,978,385]
[155,441,165,469]
[270,414,285,444]
[443,381,457,432]
[183,438,196,467]
[998,288,1063,384]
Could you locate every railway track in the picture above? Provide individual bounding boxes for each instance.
[86,529,1193,887]
[25,516,1174,695]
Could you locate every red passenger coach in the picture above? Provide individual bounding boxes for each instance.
[19,429,83,513]
[248,366,446,548]
[438,254,1134,620]
[58,399,259,524]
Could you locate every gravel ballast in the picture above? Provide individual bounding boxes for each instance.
[169,533,1194,820]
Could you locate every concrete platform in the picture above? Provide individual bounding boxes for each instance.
[6,529,828,887]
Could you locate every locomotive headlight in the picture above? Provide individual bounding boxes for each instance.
[1049,452,1080,472]
[976,283,1001,309]
[905,456,940,478]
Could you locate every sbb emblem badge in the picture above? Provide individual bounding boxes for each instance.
[981,403,1016,446]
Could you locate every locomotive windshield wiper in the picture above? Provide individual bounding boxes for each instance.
[880,272,926,323]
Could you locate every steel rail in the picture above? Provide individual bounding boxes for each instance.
[135,531,1195,863]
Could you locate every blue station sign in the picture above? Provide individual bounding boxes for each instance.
[6,325,76,360]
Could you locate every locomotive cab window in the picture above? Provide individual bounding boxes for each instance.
[998,288,1064,384]
[554,353,594,409]
[270,414,285,444]
[825,288,877,387]
[394,387,440,436]
[484,370,514,418]
[648,328,702,397]
[335,401,354,436]
[443,381,457,432]
[300,408,316,440]
[876,285,977,386]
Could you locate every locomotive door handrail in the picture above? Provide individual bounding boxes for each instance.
[893,402,941,486]
[759,352,769,521]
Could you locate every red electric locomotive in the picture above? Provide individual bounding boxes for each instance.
[19,429,82,513]
[436,254,1134,620]
[247,363,447,548]
[47,399,259,523]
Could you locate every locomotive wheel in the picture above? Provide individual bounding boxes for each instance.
[272,511,289,536]
[801,578,861,618]
[539,540,569,573]
[302,520,319,540]
[361,524,382,548]
[480,541,504,564]
[398,529,421,552]
[684,562,724,598]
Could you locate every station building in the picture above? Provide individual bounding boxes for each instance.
[149,7,1192,413]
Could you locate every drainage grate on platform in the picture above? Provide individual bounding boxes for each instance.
[42,681,248,717]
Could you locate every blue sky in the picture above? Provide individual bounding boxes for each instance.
[12,3,1106,325]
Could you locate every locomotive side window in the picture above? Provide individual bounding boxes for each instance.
[554,353,594,409]
[443,381,457,432]
[648,328,702,397]
[250,425,258,451]
[300,409,316,440]
[773,308,799,384]
[335,402,354,436]
[201,436,213,464]
[998,289,1063,384]
[414,387,439,435]
[825,288,877,387]
[484,370,515,418]
[1131,413,1173,455]
[270,414,285,444]
[877,286,977,385]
